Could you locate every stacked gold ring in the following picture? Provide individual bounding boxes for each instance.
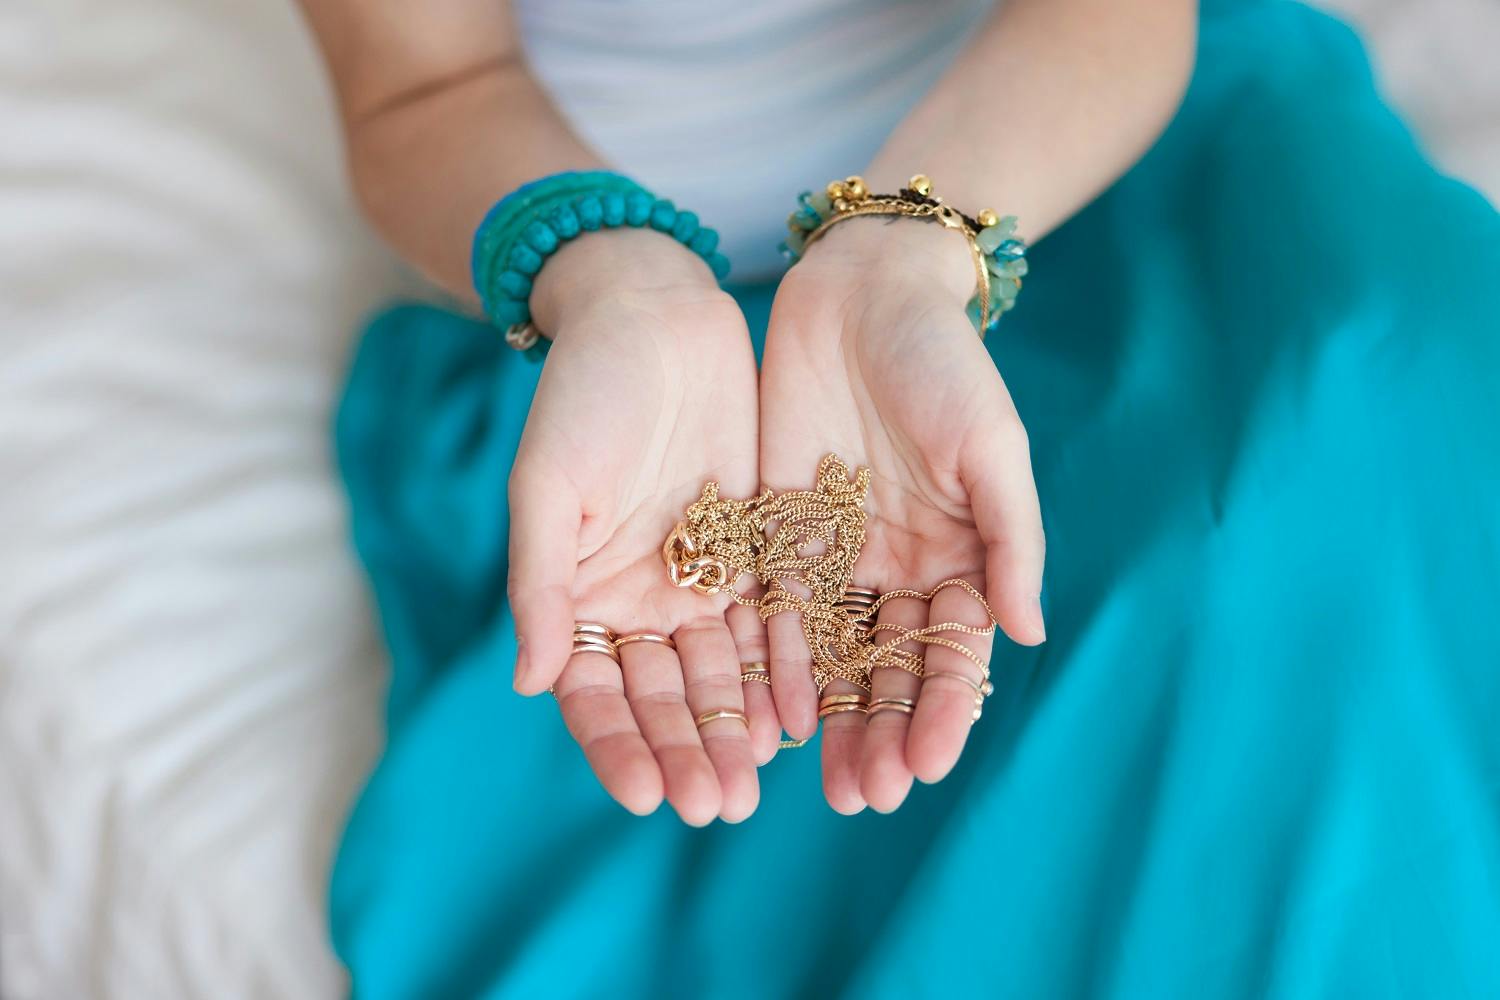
[572,622,620,664]
[839,584,881,634]
[867,696,917,719]
[740,661,772,685]
[818,692,870,719]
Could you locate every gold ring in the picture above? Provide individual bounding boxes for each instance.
[920,671,986,697]
[818,702,868,719]
[573,622,616,641]
[740,661,772,685]
[615,632,676,650]
[844,585,880,600]
[867,697,917,719]
[921,671,992,724]
[695,708,749,729]
[571,638,621,664]
[819,693,870,709]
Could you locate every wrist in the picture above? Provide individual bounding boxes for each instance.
[530,227,726,334]
[801,216,977,309]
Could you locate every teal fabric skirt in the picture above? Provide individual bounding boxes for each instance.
[329,4,1500,997]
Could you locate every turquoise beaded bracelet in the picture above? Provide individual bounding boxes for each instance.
[472,170,731,360]
[780,173,1028,336]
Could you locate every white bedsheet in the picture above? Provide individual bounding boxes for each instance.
[0,1,1495,998]
[0,1,403,996]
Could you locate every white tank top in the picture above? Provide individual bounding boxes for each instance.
[515,0,996,280]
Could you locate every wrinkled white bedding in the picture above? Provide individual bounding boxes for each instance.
[0,1,1494,997]
[0,1,401,996]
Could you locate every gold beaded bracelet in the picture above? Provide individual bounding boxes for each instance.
[781,174,1029,335]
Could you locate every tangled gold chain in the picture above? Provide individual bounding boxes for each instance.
[662,455,1001,694]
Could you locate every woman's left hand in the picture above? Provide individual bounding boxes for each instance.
[756,218,1047,813]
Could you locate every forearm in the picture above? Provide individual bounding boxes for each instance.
[865,0,1197,241]
[298,0,602,299]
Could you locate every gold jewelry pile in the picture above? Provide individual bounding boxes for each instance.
[662,455,1000,706]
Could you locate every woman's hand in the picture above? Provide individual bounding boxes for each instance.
[758,218,1047,814]
[507,230,770,825]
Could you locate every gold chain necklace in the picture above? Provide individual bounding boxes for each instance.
[662,455,1001,694]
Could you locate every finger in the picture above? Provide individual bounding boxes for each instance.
[907,581,997,784]
[818,676,868,815]
[674,618,760,823]
[507,463,583,695]
[553,647,663,816]
[619,634,723,827]
[859,596,927,813]
[725,593,779,765]
[766,606,819,741]
[962,406,1046,645]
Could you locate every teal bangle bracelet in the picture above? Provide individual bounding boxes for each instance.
[472,171,732,360]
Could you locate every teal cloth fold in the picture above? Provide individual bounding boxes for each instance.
[330,4,1500,997]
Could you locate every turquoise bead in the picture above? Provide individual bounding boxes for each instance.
[797,191,828,221]
[624,191,654,226]
[784,229,807,255]
[550,203,581,239]
[509,243,544,276]
[671,210,700,244]
[689,227,719,256]
[576,195,604,231]
[997,239,1026,259]
[997,215,1019,238]
[490,298,530,327]
[991,275,1019,301]
[778,241,797,262]
[496,270,532,299]
[988,257,1027,280]
[792,207,820,231]
[602,192,627,227]
[707,252,731,280]
[976,225,1005,253]
[522,220,558,255]
[649,199,677,232]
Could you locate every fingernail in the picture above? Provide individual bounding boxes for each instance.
[513,637,529,692]
[1029,594,1047,643]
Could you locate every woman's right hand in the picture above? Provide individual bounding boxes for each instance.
[506,229,772,825]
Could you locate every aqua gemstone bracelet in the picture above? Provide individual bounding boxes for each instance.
[780,174,1028,335]
[472,170,731,360]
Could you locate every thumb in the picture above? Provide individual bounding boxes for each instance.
[962,412,1047,646]
[507,463,582,695]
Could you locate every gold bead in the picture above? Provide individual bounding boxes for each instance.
[977,208,999,228]
[844,176,867,200]
[827,180,847,200]
[832,198,850,213]
[909,174,932,197]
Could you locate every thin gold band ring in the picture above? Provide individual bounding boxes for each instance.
[695,708,750,730]
[615,632,676,651]
[571,638,620,665]
[867,697,917,719]
[921,670,985,696]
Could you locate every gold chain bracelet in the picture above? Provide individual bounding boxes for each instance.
[782,174,1029,336]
